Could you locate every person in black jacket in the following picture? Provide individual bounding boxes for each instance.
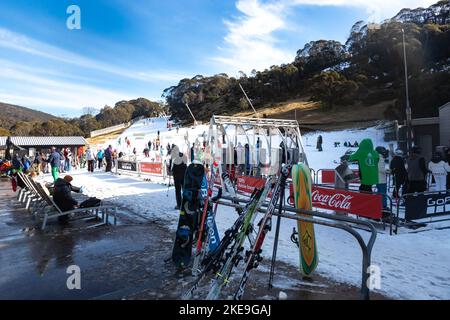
[170,145,187,210]
[406,146,428,193]
[316,135,323,152]
[390,149,407,198]
[53,175,78,223]
[104,145,113,172]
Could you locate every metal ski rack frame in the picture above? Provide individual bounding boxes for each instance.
[208,115,309,188]
[217,195,377,300]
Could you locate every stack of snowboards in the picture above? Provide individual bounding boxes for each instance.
[292,163,319,276]
[172,162,205,269]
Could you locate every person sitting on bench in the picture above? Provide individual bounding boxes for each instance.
[53,175,79,223]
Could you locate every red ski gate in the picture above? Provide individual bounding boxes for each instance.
[311,186,382,219]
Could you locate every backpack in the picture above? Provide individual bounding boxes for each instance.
[79,197,102,208]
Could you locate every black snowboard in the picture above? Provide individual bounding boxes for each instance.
[172,163,205,269]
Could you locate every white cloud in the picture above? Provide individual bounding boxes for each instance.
[288,0,438,22]
[0,61,137,114]
[0,27,186,82]
[212,0,438,75]
[210,0,293,75]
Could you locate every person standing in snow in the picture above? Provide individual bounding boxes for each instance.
[316,135,323,152]
[428,152,450,191]
[170,145,187,210]
[376,147,389,209]
[86,147,95,173]
[390,149,407,198]
[348,139,379,193]
[97,149,104,169]
[406,146,428,193]
[46,147,61,181]
[190,143,195,163]
[104,145,113,172]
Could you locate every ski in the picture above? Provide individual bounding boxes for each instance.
[205,178,274,300]
[222,172,255,246]
[181,187,263,300]
[192,161,220,276]
[233,165,291,300]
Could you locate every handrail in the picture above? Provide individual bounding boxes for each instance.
[218,195,377,300]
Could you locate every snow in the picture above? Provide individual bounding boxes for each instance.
[38,118,450,300]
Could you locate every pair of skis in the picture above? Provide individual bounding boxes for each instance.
[206,177,275,300]
[182,186,267,300]
[233,164,291,300]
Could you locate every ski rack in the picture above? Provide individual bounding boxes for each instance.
[217,195,377,300]
[208,115,309,187]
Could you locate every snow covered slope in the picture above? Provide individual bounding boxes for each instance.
[41,120,450,300]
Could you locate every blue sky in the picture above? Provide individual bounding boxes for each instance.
[0,0,436,117]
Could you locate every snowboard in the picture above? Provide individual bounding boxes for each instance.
[172,163,205,269]
[200,174,220,254]
[292,163,319,276]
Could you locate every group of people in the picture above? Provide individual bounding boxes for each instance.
[340,139,450,210]
[5,147,85,179]
[390,147,450,197]
[84,145,119,173]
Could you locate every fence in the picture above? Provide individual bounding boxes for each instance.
[116,159,166,179]
[90,116,146,138]
[394,189,450,233]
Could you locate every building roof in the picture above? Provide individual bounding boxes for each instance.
[0,136,87,148]
[411,117,440,126]
[439,101,450,111]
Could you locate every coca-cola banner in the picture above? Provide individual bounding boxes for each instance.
[311,186,382,219]
[404,191,450,221]
[140,162,162,175]
[237,175,266,194]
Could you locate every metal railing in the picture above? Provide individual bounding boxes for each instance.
[218,195,377,300]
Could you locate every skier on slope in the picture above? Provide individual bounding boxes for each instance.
[348,139,379,193]
[428,152,450,191]
[170,145,188,210]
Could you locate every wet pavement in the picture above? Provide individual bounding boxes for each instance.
[0,178,387,300]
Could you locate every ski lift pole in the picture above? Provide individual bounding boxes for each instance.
[185,103,198,126]
[238,83,259,117]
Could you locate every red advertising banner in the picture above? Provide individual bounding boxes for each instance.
[140,162,163,175]
[311,185,382,219]
[320,169,335,184]
[237,175,266,194]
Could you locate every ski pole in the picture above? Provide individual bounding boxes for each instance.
[166,174,171,197]
[268,179,286,289]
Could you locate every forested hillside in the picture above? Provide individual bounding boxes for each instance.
[163,1,450,123]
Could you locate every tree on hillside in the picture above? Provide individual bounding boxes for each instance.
[0,127,11,136]
[310,71,358,109]
[295,40,348,75]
